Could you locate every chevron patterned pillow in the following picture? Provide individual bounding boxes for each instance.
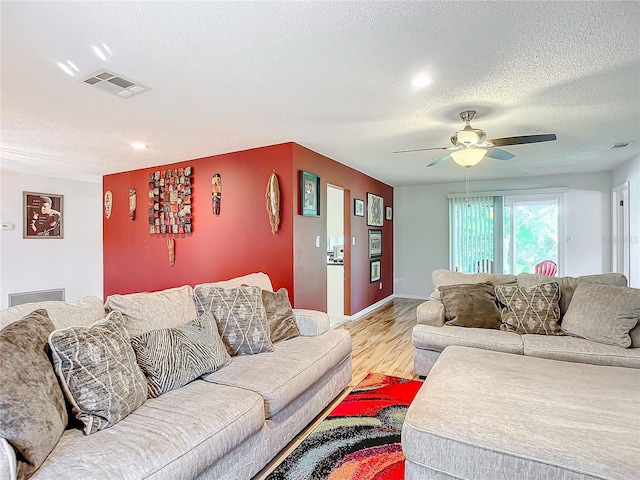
[131,313,231,398]
[194,285,274,356]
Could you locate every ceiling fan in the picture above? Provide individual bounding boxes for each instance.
[394,110,557,167]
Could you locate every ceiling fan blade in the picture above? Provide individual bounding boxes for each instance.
[488,134,557,147]
[485,148,515,161]
[427,153,452,167]
[393,146,452,154]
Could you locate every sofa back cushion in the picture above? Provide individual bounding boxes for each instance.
[431,269,516,300]
[0,296,105,331]
[194,272,274,293]
[105,285,197,337]
[561,284,640,348]
[517,272,627,317]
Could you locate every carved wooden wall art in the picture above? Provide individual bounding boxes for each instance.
[104,190,112,219]
[148,166,192,234]
[212,173,222,215]
[265,172,280,234]
[167,238,175,266]
[129,188,136,220]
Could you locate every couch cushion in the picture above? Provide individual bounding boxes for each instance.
[412,324,524,355]
[194,285,274,356]
[495,282,562,335]
[31,381,264,480]
[0,310,67,480]
[261,288,300,343]
[430,269,516,300]
[0,296,105,331]
[439,282,502,329]
[49,311,148,435]
[194,272,274,292]
[522,334,640,368]
[105,285,197,337]
[517,272,627,317]
[402,346,640,480]
[130,313,231,398]
[560,283,640,348]
[201,329,352,418]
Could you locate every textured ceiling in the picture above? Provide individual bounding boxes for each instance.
[1,1,639,186]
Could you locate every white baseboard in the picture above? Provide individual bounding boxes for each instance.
[345,294,396,322]
[394,293,429,300]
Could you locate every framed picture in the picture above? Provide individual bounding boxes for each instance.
[354,198,365,217]
[366,192,384,226]
[385,206,393,221]
[23,191,64,239]
[300,170,320,216]
[368,229,382,258]
[370,259,381,283]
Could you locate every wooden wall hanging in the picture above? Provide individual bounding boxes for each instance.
[212,173,222,215]
[104,190,112,219]
[167,238,175,266]
[265,172,280,234]
[148,166,192,234]
[129,188,136,220]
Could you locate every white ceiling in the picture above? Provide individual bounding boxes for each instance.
[1,1,639,186]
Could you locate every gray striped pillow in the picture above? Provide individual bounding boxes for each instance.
[131,313,231,398]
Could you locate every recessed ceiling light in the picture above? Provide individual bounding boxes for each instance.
[92,46,106,61]
[132,143,148,150]
[411,75,434,88]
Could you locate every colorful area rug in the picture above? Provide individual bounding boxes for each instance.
[266,373,423,480]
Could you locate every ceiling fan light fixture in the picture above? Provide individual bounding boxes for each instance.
[451,148,487,167]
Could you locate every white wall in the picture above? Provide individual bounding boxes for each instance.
[0,170,103,309]
[394,172,612,298]
[612,155,640,288]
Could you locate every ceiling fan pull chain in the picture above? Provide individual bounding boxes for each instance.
[465,166,471,207]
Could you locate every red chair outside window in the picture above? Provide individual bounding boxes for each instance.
[534,260,557,276]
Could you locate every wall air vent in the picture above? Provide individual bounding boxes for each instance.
[608,141,634,150]
[8,288,65,307]
[83,70,150,98]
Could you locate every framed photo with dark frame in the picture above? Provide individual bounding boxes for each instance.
[385,206,393,221]
[300,170,321,216]
[23,191,64,239]
[366,192,384,226]
[354,198,364,217]
[368,229,382,258]
[370,259,381,283]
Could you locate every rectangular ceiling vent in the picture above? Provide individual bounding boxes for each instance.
[83,70,150,98]
[8,288,65,307]
[608,141,634,150]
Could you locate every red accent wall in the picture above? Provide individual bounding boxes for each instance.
[103,143,295,298]
[103,142,393,315]
[292,144,394,314]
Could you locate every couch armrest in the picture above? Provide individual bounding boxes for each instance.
[0,439,16,480]
[416,300,445,327]
[292,309,330,336]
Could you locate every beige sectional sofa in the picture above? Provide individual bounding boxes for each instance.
[0,273,352,480]
[412,269,639,376]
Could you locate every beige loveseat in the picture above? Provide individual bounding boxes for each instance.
[0,272,352,480]
[412,270,639,376]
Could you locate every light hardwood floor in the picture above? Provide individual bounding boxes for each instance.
[253,297,423,479]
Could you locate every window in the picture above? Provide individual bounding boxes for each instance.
[449,191,563,275]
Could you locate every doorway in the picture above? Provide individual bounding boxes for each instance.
[612,182,630,281]
[326,184,346,326]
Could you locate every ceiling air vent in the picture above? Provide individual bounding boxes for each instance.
[83,70,150,98]
[608,141,634,150]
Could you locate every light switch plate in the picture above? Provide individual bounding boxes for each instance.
[315,236,320,248]
[352,236,356,245]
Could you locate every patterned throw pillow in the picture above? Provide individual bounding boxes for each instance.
[131,313,231,398]
[496,282,562,335]
[48,310,148,435]
[261,288,301,343]
[194,285,274,355]
[0,310,68,480]
[439,282,502,329]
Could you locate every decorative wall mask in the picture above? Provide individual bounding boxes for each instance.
[167,238,175,266]
[212,173,222,215]
[148,166,192,234]
[129,188,136,220]
[104,190,113,219]
[265,172,280,234]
